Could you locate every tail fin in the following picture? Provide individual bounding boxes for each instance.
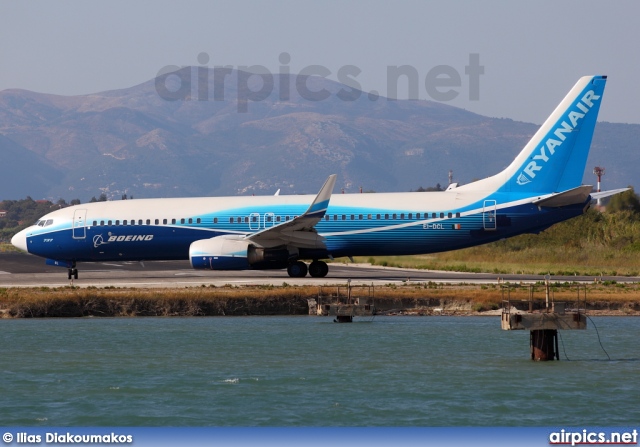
[495,75,607,194]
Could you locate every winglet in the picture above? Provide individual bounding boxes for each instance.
[246,174,337,248]
[303,174,337,218]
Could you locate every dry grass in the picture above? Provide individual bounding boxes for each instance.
[1,282,639,318]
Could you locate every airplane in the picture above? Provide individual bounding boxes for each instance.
[11,75,625,279]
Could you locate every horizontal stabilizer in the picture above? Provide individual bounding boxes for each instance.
[591,188,630,201]
[533,185,593,207]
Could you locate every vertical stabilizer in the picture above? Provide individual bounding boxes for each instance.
[495,75,607,194]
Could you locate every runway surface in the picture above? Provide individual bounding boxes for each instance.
[0,252,636,288]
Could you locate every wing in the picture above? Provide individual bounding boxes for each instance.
[245,174,337,248]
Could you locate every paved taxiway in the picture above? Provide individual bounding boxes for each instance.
[0,252,636,288]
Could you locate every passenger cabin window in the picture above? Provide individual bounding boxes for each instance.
[440,213,444,218]
[181,218,186,224]
[197,218,201,224]
[188,218,193,224]
[213,217,218,224]
[93,221,97,226]
[456,212,461,218]
[448,213,452,218]
[115,220,120,225]
[100,220,105,226]
[155,219,159,225]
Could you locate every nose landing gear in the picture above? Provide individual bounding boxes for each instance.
[67,262,78,280]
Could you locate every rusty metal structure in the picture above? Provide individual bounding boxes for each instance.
[501,279,587,360]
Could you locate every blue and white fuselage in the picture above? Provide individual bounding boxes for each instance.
[11,76,620,278]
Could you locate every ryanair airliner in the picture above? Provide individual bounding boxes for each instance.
[12,75,623,279]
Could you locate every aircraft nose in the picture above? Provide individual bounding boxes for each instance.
[11,229,29,252]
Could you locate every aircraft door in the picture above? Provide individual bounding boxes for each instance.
[483,200,497,231]
[72,209,87,239]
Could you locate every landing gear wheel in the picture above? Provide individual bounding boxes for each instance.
[287,261,308,278]
[68,268,78,280]
[309,260,329,278]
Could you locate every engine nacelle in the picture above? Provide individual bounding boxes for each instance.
[189,236,289,270]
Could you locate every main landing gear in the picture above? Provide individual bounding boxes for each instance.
[67,262,78,280]
[287,260,329,278]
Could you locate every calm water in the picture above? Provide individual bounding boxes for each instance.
[1,316,638,426]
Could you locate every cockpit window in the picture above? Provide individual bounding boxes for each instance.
[36,220,44,226]
[44,219,53,227]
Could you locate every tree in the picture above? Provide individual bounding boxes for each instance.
[607,187,640,214]
[415,183,443,192]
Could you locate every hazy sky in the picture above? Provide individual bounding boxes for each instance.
[1,0,638,124]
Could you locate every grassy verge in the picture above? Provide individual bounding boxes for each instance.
[0,243,19,253]
[358,247,640,276]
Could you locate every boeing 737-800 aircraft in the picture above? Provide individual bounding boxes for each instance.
[11,75,624,279]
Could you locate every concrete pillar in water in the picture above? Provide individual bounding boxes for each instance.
[530,329,559,361]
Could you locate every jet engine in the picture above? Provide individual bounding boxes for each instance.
[189,236,289,270]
